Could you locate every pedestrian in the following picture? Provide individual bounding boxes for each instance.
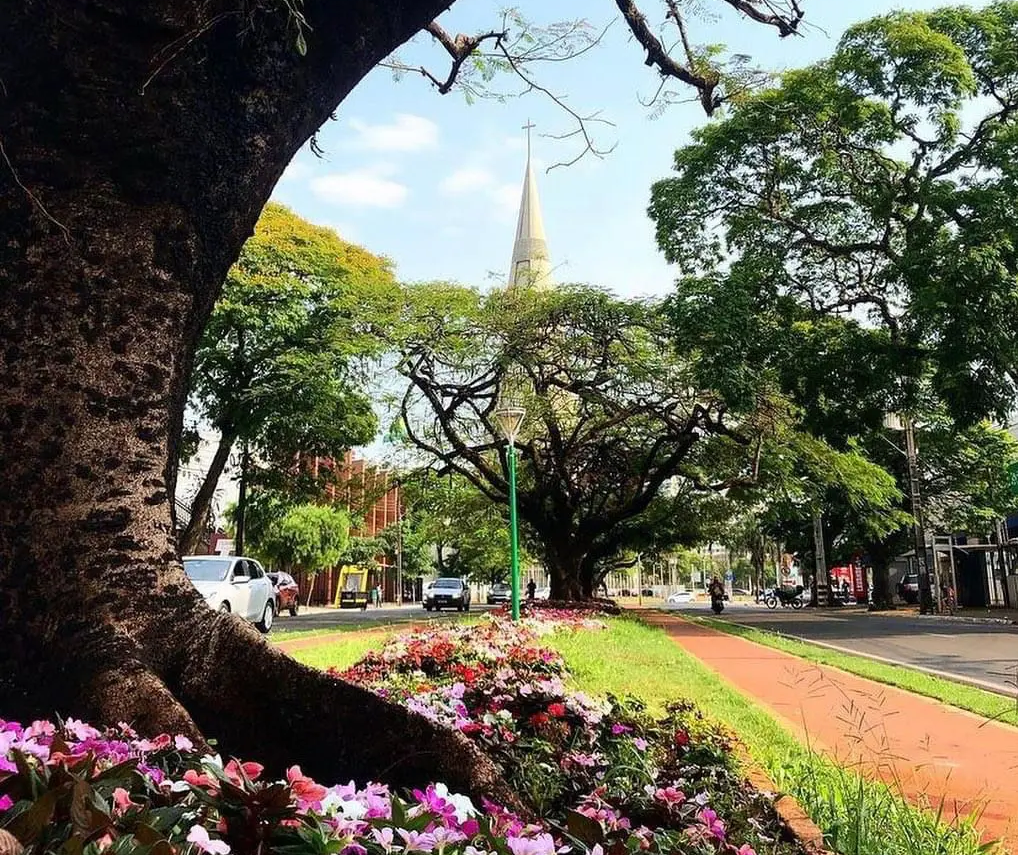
[526,579,537,600]
[841,579,850,603]
[374,584,382,608]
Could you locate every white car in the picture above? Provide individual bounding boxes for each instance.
[534,587,551,601]
[667,590,694,604]
[183,555,275,633]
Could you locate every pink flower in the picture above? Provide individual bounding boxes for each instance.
[397,830,436,852]
[175,735,194,752]
[610,724,632,735]
[0,795,13,812]
[633,737,648,751]
[653,787,686,808]
[224,759,264,784]
[287,766,327,807]
[112,787,133,812]
[186,824,231,855]
[506,834,557,855]
[737,846,757,855]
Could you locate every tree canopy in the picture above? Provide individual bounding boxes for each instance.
[179,203,393,551]
[651,3,1018,426]
[392,282,895,599]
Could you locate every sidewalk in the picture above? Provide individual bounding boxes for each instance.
[874,605,1018,625]
[640,611,1018,848]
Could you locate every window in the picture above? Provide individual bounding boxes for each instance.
[183,558,231,582]
[232,560,249,580]
[248,561,264,579]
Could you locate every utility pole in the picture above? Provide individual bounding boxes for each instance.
[903,416,934,614]
[813,514,829,606]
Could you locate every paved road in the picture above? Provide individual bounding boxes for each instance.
[667,603,1018,694]
[275,603,497,632]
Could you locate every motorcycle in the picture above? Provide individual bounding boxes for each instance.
[710,594,724,615]
[763,586,804,610]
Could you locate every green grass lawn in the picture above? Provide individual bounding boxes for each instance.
[692,615,1018,729]
[285,632,386,672]
[548,617,999,855]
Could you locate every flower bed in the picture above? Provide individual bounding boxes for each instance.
[0,613,804,855]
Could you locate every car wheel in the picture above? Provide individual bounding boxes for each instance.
[289,603,299,617]
[219,602,230,613]
[258,601,274,633]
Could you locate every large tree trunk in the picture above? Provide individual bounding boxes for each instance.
[866,537,895,611]
[544,543,588,600]
[0,0,512,802]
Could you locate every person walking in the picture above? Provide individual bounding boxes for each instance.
[526,579,537,600]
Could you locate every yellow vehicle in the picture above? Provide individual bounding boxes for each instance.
[335,565,370,610]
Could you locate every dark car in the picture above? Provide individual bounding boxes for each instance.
[267,571,300,616]
[896,573,920,605]
[425,578,471,612]
[487,582,511,605]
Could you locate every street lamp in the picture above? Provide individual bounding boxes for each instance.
[495,398,526,621]
[884,412,935,613]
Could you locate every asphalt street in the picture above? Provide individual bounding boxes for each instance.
[668,603,1018,695]
[275,602,497,632]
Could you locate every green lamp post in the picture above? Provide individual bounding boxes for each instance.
[495,399,526,621]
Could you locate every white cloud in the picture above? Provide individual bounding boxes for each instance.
[278,160,313,183]
[349,114,439,152]
[310,167,408,208]
[440,166,495,195]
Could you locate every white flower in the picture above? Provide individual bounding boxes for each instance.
[433,783,476,822]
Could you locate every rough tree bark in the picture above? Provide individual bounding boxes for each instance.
[0,0,514,801]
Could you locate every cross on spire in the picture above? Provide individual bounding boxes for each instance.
[523,119,536,161]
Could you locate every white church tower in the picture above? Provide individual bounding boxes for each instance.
[507,121,554,290]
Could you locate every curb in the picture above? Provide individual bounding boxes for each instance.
[869,611,1018,627]
[739,750,831,854]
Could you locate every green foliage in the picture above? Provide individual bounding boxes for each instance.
[236,493,350,572]
[651,3,1018,426]
[399,471,515,583]
[189,202,392,482]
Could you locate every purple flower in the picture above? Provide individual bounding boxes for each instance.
[633,737,648,751]
[610,723,632,736]
[0,795,13,812]
[698,808,726,841]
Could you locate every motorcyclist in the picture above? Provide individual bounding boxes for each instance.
[708,576,725,612]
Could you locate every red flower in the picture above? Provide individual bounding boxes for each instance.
[674,730,690,748]
[529,712,550,727]
[547,703,567,718]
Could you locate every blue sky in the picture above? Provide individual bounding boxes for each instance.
[271,0,982,301]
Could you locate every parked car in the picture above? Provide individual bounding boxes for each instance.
[183,555,275,633]
[897,573,920,604]
[424,578,471,612]
[534,587,550,601]
[487,582,511,605]
[667,589,694,604]
[267,571,300,616]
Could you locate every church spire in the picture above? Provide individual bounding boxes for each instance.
[508,121,553,290]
